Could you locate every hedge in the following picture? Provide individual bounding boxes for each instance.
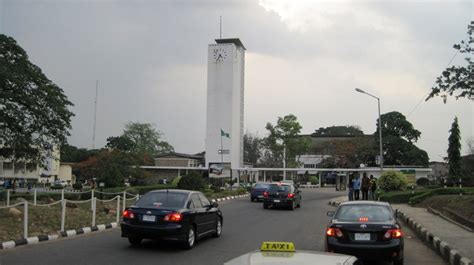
[408,187,474,205]
[103,184,177,195]
[378,190,427,204]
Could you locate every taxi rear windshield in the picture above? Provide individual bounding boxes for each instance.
[268,184,291,192]
[335,205,393,222]
[254,183,269,189]
[136,192,187,208]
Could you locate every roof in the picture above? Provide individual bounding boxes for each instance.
[339,201,390,206]
[155,152,204,160]
[215,38,246,50]
[150,189,195,194]
[224,250,357,265]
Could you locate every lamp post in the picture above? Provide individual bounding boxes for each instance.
[355,88,384,176]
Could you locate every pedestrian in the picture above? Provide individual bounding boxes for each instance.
[361,173,370,200]
[347,176,354,201]
[369,175,377,200]
[353,176,361,200]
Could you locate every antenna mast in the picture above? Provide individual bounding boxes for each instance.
[219,16,222,39]
[92,80,98,149]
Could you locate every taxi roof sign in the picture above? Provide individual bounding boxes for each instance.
[260,242,295,252]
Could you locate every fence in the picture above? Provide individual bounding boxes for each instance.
[0,189,139,241]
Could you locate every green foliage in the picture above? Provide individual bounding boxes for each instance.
[177,172,206,191]
[0,34,74,164]
[103,183,176,195]
[448,117,462,178]
[378,171,408,191]
[378,190,427,203]
[72,182,83,190]
[376,112,429,166]
[106,135,135,152]
[428,21,473,101]
[122,122,174,156]
[60,144,97,163]
[408,187,474,205]
[171,176,182,186]
[244,133,262,165]
[312,125,363,136]
[416,177,430,186]
[318,137,378,168]
[309,176,319,185]
[261,114,311,167]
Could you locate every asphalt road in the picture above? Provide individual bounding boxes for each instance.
[0,189,446,265]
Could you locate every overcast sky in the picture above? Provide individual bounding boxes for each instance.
[1,0,473,161]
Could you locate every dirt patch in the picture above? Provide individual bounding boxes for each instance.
[415,195,474,229]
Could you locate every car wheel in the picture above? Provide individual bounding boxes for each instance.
[263,203,269,209]
[182,226,196,250]
[251,197,255,202]
[128,236,142,246]
[393,258,404,265]
[213,218,223,238]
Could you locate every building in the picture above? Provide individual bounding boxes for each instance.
[205,38,246,177]
[428,161,448,182]
[155,153,205,168]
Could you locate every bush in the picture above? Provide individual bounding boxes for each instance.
[72,182,83,190]
[408,187,474,205]
[171,176,182,186]
[416,177,429,186]
[50,184,64,190]
[177,172,206,191]
[378,171,408,191]
[309,176,319,185]
[379,190,426,203]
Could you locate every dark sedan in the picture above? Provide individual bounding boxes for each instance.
[250,183,270,202]
[325,201,404,265]
[121,189,223,249]
[262,183,302,210]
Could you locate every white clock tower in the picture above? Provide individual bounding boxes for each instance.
[205,38,246,177]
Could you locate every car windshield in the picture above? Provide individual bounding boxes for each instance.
[268,184,291,192]
[254,184,269,189]
[335,204,393,222]
[136,192,188,209]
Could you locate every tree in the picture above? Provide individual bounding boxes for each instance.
[106,135,134,152]
[312,125,363,136]
[243,133,262,165]
[428,21,473,101]
[0,34,74,164]
[447,117,462,178]
[261,114,311,167]
[60,143,98,163]
[122,122,174,156]
[467,137,474,155]
[375,111,429,166]
[318,137,378,168]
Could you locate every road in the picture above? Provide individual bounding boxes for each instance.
[0,189,446,265]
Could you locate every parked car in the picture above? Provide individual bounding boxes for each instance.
[250,183,270,202]
[53,180,68,188]
[325,201,404,265]
[121,189,223,249]
[262,183,302,210]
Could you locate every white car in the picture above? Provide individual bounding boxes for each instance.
[53,180,68,187]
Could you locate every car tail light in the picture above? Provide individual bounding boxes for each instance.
[326,227,344,238]
[287,193,295,198]
[122,210,135,219]
[359,217,369,222]
[384,229,403,239]
[163,212,183,222]
[263,191,269,198]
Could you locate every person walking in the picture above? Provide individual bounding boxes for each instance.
[353,176,361,200]
[348,176,354,201]
[361,173,370,200]
[369,175,377,200]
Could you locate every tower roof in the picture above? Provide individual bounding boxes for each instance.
[215,38,246,50]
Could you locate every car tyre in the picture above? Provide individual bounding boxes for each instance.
[213,218,223,238]
[182,226,197,250]
[263,203,269,209]
[128,236,142,246]
[393,258,404,265]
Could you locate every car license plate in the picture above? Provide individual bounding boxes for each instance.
[355,233,371,241]
[142,215,156,222]
[273,199,280,203]
[258,195,263,198]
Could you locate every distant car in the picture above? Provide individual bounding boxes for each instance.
[262,183,302,210]
[325,201,404,265]
[250,183,270,202]
[121,189,223,249]
[53,180,68,187]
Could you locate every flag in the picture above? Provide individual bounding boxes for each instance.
[221,129,230,138]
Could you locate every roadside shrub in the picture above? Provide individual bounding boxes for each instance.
[50,184,64,190]
[379,190,426,203]
[177,172,206,191]
[416,177,429,186]
[309,176,319,185]
[171,176,182,186]
[72,182,83,190]
[409,187,474,205]
[378,171,408,191]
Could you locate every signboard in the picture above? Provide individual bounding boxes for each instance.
[400,170,416,186]
[99,182,105,187]
[218,149,230,154]
[209,163,231,178]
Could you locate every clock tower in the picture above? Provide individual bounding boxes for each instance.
[205,38,246,177]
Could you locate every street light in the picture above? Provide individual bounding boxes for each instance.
[355,88,384,175]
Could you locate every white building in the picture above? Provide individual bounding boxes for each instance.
[205,38,246,177]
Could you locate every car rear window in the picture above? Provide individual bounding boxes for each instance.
[268,184,291,192]
[254,183,269,189]
[136,192,187,208]
[335,204,393,222]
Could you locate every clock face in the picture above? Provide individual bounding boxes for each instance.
[213,47,228,62]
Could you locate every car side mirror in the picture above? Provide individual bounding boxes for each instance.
[327,211,335,217]
[212,202,219,208]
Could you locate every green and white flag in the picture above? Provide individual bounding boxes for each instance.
[221,129,230,138]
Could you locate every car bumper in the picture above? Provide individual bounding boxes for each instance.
[121,222,187,241]
[263,198,294,207]
[326,238,403,261]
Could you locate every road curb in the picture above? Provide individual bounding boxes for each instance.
[0,222,118,250]
[396,209,473,265]
[210,193,249,203]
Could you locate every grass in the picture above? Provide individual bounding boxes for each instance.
[416,195,474,223]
